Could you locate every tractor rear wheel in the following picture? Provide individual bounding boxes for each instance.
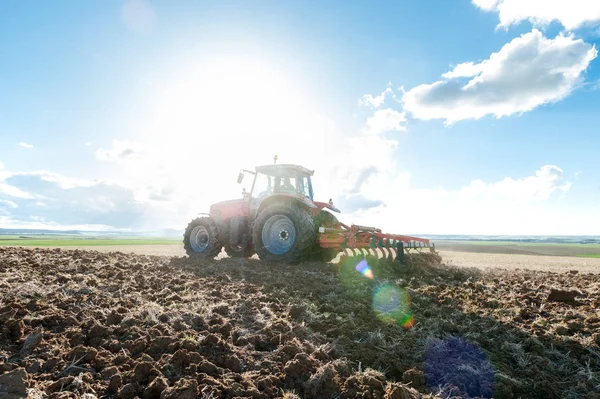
[224,242,255,258]
[184,217,223,259]
[252,203,316,264]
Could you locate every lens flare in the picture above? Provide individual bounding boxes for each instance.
[355,259,374,279]
[424,337,495,398]
[372,283,414,329]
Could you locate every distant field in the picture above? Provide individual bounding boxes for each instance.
[2,238,600,273]
[4,236,600,257]
[434,240,600,257]
[0,236,179,247]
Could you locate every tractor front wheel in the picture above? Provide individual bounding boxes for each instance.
[252,203,316,264]
[184,217,223,259]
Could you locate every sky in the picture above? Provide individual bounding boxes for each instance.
[1,0,600,235]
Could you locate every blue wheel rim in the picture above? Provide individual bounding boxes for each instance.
[190,225,209,252]
[262,215,296,255]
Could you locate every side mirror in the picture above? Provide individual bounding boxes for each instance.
[237,172,244,184]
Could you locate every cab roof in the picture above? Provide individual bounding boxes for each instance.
[255,164,314,177]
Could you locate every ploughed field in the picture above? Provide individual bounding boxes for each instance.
[1,247,600,399]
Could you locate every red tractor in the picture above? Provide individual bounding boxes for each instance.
[183,162,436,264]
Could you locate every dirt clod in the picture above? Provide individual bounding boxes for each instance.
[547,289,579,303]
[142,376,168,399]
[198,360,219,377]
[160,379,198,399]
[3,319,25,342]
[108,374,123,392]
[401,368,425,389]
[20,328,43,355]
[116,383,138,399]
[0,368,28,396]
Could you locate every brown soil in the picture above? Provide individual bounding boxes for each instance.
[47,245,600,274]
[0,247,599,399]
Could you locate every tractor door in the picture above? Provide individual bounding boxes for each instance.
[249,172,273,218]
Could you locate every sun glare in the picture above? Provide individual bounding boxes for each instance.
[127,54,341,218]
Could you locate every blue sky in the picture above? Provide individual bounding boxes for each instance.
[1,0,600,234]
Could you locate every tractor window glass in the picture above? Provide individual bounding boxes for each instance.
[252,173,272,199]
[279,176,296,193]
[298,177,312,199]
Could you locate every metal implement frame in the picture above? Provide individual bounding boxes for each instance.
[317,222,436,262]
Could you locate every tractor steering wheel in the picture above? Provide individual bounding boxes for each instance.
[280,184,295,193]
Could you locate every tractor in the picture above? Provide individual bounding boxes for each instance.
[183,161,436,264]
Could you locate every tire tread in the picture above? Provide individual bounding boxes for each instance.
[183,217,223,259]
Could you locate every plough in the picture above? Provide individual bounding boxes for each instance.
[318,222,436,264]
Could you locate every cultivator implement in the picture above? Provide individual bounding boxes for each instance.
[318,222,436,264]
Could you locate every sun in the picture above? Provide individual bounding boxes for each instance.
[128,54,336,214]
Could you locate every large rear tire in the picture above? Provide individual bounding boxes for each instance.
[252,203,316,264]
[183,217,223,259]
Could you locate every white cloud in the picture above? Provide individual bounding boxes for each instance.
[17,142,33,149]
[403,29,597,123]
[472,0,500,11]
[0,199,17,208]
[441,62,484,79]
[10,171,98,189]
[348,165,585,236]
[360,86,394,108]
[459,165,571,202]
[0,169,186,230]
[85,142,92,147]
[0,182,35,199]
[96,140,144,163]
[473,0,600,31]
[0,215,130,232]
[363,108,407,135]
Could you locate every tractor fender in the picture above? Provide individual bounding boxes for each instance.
[255,194,316,219]
[314,201,341,213]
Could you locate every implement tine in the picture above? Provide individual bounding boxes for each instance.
[379,247,388,260]
[395,242,405,264]
[374,247,382,260]
[388,247,396,262]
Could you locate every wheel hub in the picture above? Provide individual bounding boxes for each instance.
[190,225,210,252]
[262,215,296,255]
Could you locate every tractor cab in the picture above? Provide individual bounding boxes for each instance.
[237,162,341,218]
[237,164,314,201]
[252,164,314,199]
